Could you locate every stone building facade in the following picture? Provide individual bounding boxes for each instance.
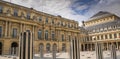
[81,11,120,51]
[0,1,80,55]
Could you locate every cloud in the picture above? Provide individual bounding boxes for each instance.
[3,0,120,26]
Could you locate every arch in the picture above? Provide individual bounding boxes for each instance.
[46,43,51,53]
[62,43,66,52]
[39,43,44,58]
[0,42,2,55]
[11,42,18,55]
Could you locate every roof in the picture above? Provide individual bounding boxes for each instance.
[85,19,120,31]
[85,11,114,22]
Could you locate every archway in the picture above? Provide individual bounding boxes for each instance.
[0,42,2,55]
[11,42,18,55]
[46,43,51,53]
[39,43,44,58]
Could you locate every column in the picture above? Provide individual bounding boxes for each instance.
[5,21,8,37]
[111,44,117,59]
[70,39,80,59]
[40,46,44,58]
[96,42,103,59]
[116,42,118,50]
[8,22,11,38]
[52,44,57,59]
[19,31,33,59]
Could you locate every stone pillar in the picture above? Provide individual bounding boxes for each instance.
[111,44,117,59]
[70,39,80,59]
[5,21,8,37]
[8,22,11,38]
[96,42,103,59]
[19,31,33,59]
[40,46,44,58]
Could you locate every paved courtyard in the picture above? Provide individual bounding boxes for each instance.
[0,51,120,59]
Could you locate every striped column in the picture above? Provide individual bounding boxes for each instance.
[96,42,103,59]
[70,39,80,59]
[19,31,33,59]
[111,44,117,59]
[52,44,57,59]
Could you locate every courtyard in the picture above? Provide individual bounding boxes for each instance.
[0,51,120,59]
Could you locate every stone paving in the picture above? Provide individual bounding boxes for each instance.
[1,51,120,59]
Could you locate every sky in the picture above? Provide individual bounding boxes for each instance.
[3,0,120,26]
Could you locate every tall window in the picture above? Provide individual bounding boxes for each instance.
[46,18,48,23]
[0,6,3,13]
[109,34,112,39]
[38,30,42,39]
[52,31,55,40]
[105,35,108,39]
[0,26,2,38]
[114,33,117,38]
[62,34,64,41]
[101,35,103,39]
[45,30,48,40]
[52,19,54,25]
[68,35,70,41]
[12,28,17,38]
[27,13,30,20]
[39,17,42,21]
[14,9,18,16]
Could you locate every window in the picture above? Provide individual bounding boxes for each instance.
[27,13,30,19]
[0,6,3,13]
[46,18,48,23]
[101,35,103,39]
[52,19,54,24]
[52,31,55,40]
[38,30,42,39]
[14,9,18,16]
[0,26,2,38]
[68,35,70,41]
[61,21,63,26]
[105,35,108,39]
[62,34,64,41]
[114,33,117,38]
[39,17,42,21]
[12,28,17,38]
[45,30,48,40]
[109,34,112,39]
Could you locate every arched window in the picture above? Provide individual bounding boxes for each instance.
[14,9,18,16]
[38,30,42,39]
[52,31,55,40]
[12,28,17,38]
[62,43,66,52]
[45,30,48,40]
[11,42,18,55]
[39,16,42,21]
[46,43,51,53]
[53,43,57,52]
[27,13,30,20]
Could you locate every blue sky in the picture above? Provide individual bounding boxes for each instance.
[3,0,120,25]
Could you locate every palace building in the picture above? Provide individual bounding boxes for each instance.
[0,0,80,55]
[81,11,120,51]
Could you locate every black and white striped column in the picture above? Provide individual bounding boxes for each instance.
[19,31,33,59]
[96,42,103,59]
[111,44,117,59]
[70,39,80,59]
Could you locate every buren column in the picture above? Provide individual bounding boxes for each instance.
[70,39,80,59]
[19,31,33,59]
[111,44,117,59]
[96,42,103,59]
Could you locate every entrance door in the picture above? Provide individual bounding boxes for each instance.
[0,42,2,55]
